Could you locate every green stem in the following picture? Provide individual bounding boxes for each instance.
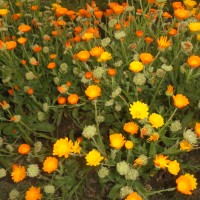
[147,187,176,196]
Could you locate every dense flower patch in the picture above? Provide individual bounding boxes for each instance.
[0,0,200,199]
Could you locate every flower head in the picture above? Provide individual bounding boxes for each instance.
[187,55,200,68]
[76,50,90,62]
[53,137,74,158]
[85,85,101,100]
[183,0,197,10]
[18,24,31,32]
[168,160,180,175]
[176,173,197,195]
[11,164,26,183]
[109,133,126,149]
[125,140,134,150]
[18,144,30,155]
[173,94,189,108]
[90,46,104,57]
[123,122,139,135]
[25,186,42,200]
[180,140,193,151]
[129,101,149,120]
[97,51,112,62]
[188,22,200,33]
[139,53,154,64]
[165,85,174,96]
[85,149,104,166]
[129,61,144,73]
[43,157,58,173]
[133,154,148,167]
[195,122,200,137]
[157,36,171,50]
[125,192,143,200]
[149,113,164,128]
[174,9,190,20]
[147,132,160,142]
[154,154,170,169]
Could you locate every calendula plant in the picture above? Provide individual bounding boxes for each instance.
[0,0,200,199]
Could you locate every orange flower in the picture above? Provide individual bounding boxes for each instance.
[162,12,172,18]
[108,3,124,14]
[125,192,143,200]
[94,10,103,19]
[0,100,10,110]
[123,122,139,135]
[5,41,17,50]
[85,85,101,100]
[57,96,67,105]
[147,133,160,142]
[109,133,126,149]
[154,154,170,169]
[144,36,153,44]
[165,85,174,96]
[43,156,58,173]
[187,55,200,68]
[168,28,178,36]
[174,9,190,20]
[17,37,27,44]
[194,122,200,137]
[47,62,56,69]
[85,71,93,79]
[146,0,155,4]
[25,186,42,200]
[139,53,154,64]
[107,68,116,76]
[55,7,68,17]
[157,36,171,50]
[90,46,104,57]
[18,144,30,154]
[172,2,184,10]
[11,164,26,183]
[180,140,193,151]
[67,94,79,105]
[81,32,94,41]
[32,44,42,53]
[176,173,197,195]
[136,30,144,38]
[30,5,39,11]
[173,94,189,108]
[76,50,90,62]
[18,24,31,32]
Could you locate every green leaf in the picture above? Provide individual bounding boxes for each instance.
[108,183,123,200]
[149,143,157,157]
[31,123,55,132]
[181,112,194,129]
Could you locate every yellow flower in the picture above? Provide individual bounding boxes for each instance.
[53,137,74,158]
[194,122,200,137]
[11,164,26,183]
[43,157,58,173]
[154,154,170,169]
[97,52,112,62]
[129,101,149,120]
[129,61,144,73]
[157,36,171,50]
[183,0,197,10]
[173,94,189,109]
[165,85,174,96]
[187,55,200,68]
[188,22,200,33]
[0,9,9,16]
[149,113,164,128]
[109,133,126,149]
[168,160,180,175]
[85,85,101,100]
[176,173,197,195]
[123,122,139,135]
[180,140,193,151]
[125,192,143,200]
[25,186,42,200]
[85,149,104,166]
[71,141,81,154]
[125,140,134,150]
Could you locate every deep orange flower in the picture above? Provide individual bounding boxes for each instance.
[5,41,17,50]
[85,85,101,100]
[162,12,172,18]
[172,2,184,10]
[55,7,68,17]
[168,28,178,36]
[11,164,26,183]
[136,30,144,38]
[18,144,31,154]
[123,122,139,135]
[187,55,200,68]
[144,36,153,44]
[139,53,154,64]
[94,10,103,19]
[107,68,116,76]
[76,50,90,62]
[67,94,79,105]
[30,5,39,11]
[173,94,189,108]
[32,44,42,53]
[25,186,42,200]
[125,192,142,200]
[146,0,155,4]
[43,156,58,173]
[47,62,56,69]
[108,3,124,14]
[18,24,31,32]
